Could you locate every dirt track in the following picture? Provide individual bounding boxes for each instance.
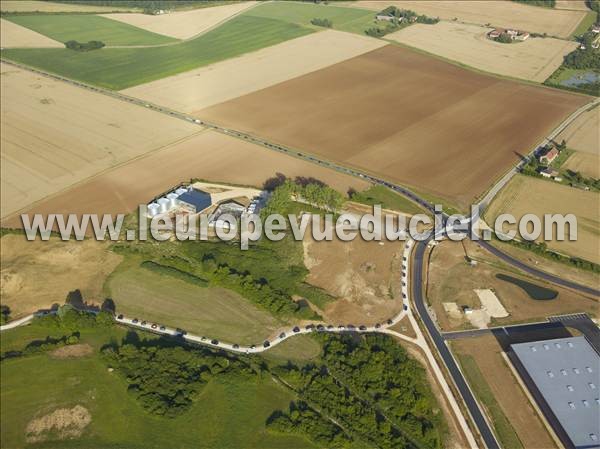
[1,130,368,227]
[198,45,589,209]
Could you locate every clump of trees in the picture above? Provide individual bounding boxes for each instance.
[102,341,240,417]
[0,305,10,325]
[310,18,333,28]
[37,305,114,331]
[512,0,555,7]
[495,32,515,44]
[268,401,351,448]
[65,40,105,51]
[261,177,345,216]
[1,333,80,362]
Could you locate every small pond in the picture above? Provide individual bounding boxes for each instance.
[495,274,558,300]
[560,71,600,87]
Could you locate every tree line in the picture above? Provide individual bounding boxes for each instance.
[65,40,105,51]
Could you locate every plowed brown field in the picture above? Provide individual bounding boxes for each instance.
[198,45,589,209]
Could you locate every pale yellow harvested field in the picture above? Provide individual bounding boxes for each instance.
[388,22,577,82]
[2,130,369,228]
[555,0,589,11]
[123,30,387,112]
[563,151,600,178]
[486,175,600,264]
[0,18,63,48]
[351,1,587,38]
[102,2,257,40]
[0,63,201,219]
[557,106,599,155]
[0,0,133,12]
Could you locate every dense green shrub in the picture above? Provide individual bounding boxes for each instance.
[65,40,105,51]
[310,18,333,28]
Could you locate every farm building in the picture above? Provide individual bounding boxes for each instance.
[146,186,212,217]
[540,167,560,178]
[375,14,395,22]
[488,28,529,41]
[511,336,600,449]
[539,147,559,164]
[177,189,212,213]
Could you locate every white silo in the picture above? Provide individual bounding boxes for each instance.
[175,187,188,196]
[147,203,160,218]
[158,197,170,213]
[167,192,179,209]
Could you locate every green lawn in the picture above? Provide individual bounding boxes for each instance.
[350,185,428,215]
[0,327,313,449]
[1,14,314,90]
[246,1,378,34]
[4,14,177,46]
[572,10,597,38]
[455,353,524,449]
[105,256,282,345]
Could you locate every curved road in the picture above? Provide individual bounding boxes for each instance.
[2,58,598,449]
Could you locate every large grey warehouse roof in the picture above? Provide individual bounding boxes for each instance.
[511,336,600,449]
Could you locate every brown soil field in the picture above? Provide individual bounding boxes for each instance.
[450,335,557,449]
[303,232,404,325]
[198,45,589,209]
[349,1,587,38]
[102,2,257,40]
[0,1,133,12]
[0,18,63,48]
[0,63,201,220]
[485,174,600,264]
[427,240,598,331]
[2,130,368,228]
[0,235,122,320]
[122,30,386,111]
[557,105,600,155]
[50,344,94,359]
[388,21,577,82]
[562,151,600,178]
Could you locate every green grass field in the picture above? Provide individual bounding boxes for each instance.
[455,353,524,449]
[0,325,314,449]
[5,14,177,46]
[105,256,282,345]
[351,185,428,216]
[246,1,377,34]
[1,14,314,89]
[572,10,597,37]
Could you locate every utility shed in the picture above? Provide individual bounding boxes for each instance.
[511,336,600,449]
[177,189,212,213]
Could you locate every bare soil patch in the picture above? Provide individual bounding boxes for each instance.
[562,151,600,178]
[2,130,368,228]
[122,30,386,111]
[0,235,121,319]
[556,106,600,155]
[198,45,588,209]
[303,232,403,325]
[485,174,600,264]
[388,21,577,82]
[450,335,557,449]
[0,18,63,48]
[26,405,91,443]
[0,62,200,220]
[102,2,257,40]
[427,240,598,331]
[349,1,587,38]
[50,344,94,359]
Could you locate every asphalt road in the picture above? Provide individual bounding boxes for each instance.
[413,240,501,449]
[477,240,600,297]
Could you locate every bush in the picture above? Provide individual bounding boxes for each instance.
[310,18,333,28]
[65,40,105,52]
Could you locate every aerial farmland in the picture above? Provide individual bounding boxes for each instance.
[1,1,598,449]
